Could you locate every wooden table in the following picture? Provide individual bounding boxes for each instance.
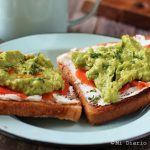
[0,0,150,149]
[68,0,150,37]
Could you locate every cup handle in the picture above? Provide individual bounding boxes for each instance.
[68,0,100,27]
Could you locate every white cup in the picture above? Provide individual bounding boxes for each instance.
[0,0,100,40]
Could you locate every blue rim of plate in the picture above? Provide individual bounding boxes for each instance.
[0,33,149,147]
[0,128,149,147]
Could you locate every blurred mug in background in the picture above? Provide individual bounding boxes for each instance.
[0,0,100,40]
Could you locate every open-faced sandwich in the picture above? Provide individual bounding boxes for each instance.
[0,50,81,122]
[57,35,150,125]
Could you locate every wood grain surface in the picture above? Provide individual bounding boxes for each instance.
[81,0,150,29]
[69,0,150,37]
[0,0,150,149]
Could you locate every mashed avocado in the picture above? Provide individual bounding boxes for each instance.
[72,35,150,103]
[0,51,64,95]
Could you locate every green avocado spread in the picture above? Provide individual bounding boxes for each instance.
[72,35,150,103]
[0,51,64,95]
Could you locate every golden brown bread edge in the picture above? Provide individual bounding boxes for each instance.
[58,61,150,125]
[0,100,82,122]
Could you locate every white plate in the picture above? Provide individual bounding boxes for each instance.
[0,33,149,146]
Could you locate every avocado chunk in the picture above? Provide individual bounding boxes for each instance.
[0,51,64,96]
[72,35,150,103]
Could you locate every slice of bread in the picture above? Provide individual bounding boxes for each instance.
[0,50,82,122]
[0,97,82,122]
[57,36,150,125]
[0,83,82,122]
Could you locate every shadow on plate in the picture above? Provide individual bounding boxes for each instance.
[15,105,149,132]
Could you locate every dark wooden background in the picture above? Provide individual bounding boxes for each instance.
[0,0,150,149]
[69,0,150,36]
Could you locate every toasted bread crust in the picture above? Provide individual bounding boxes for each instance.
[58,62,150,125]
[0,100,82,122]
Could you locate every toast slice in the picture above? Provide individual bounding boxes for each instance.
[0,51,82,122]
[57,35,150,125]
[0,86,82,122]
